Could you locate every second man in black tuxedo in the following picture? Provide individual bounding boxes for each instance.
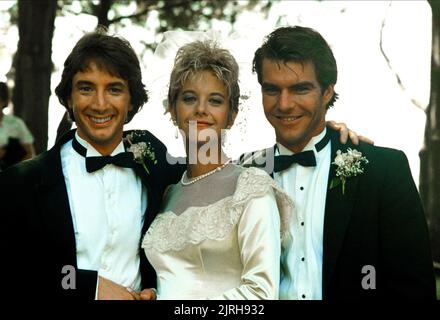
[241,26,436,299]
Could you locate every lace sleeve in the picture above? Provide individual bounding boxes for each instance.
[207,168,295,300]
[232,167,294,244]
[209,190,281,300]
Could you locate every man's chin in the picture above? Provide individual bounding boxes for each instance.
[90,134,118,145]
[81,130,120,148]
[277,133,310,150]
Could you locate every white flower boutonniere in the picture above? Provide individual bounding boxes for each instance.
[329,148,368,195]
[124,131,158,175]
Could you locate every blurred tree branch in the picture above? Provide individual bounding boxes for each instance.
[379,1,425,111]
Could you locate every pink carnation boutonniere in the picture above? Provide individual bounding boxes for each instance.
[124,132,158,175]
[329,148,368,195]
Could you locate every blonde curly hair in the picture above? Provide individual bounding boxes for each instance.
[166,40,240,114]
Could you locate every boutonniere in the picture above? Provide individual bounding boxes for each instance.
[329,148,368,195]
[124,131,158,175]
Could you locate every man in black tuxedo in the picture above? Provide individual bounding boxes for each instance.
[241,26,436,299]
[0,30,181,300]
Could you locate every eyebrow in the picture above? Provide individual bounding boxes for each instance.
[74,80,127,87]
[262,81,316,90]
[210,92,226,98]
[261,82,279,89]
[181,90,196,95]
[290,81,316,89]
[181,90,226,98]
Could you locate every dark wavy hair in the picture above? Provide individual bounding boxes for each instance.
[0,81,9,109]
[55,28,148,123]
[253,26,339,109]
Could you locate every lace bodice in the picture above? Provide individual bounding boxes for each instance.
[142,166,294,252]
[141,165,294,300]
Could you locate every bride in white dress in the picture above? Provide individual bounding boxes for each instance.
[140,39,294,300]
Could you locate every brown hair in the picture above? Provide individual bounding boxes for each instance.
[55,28,148,123]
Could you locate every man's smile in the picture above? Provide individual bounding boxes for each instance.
[275,115,304,123]
[88,115,114,125]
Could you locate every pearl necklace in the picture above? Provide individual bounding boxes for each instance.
[181,160,231,186]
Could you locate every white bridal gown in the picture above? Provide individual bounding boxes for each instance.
[142,164,293,300]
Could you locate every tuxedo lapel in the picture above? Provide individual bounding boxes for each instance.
[124,131,170,236]
[122,131,156,234]
[268,146,275,178]
[131,162,156,234]
[36,130,77,264]
[322,129,360,295]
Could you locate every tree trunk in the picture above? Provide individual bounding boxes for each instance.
[420,0,440,265]
[12,0,56,154]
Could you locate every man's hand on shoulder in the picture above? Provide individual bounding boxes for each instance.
[327,120,374,145]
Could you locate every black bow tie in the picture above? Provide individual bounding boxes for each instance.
[273,129,331,173]
[72,136,134,173]
[274,150,316,172]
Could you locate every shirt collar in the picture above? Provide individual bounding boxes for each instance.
[74,131,125,157]
[276,128,327,156]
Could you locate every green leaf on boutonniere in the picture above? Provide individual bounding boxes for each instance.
[329,176,346,195]
[329,177,341,190]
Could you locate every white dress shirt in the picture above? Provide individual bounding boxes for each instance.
[60,132,147,295]
[277,128,331,300]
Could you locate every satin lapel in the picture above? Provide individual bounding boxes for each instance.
[322,129,360,295]
[132,162,156,234]
[122,133,151,232]
[269,146,275,179]
[122,131,159,236]
[37,131,77,265]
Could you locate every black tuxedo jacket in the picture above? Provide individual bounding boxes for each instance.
[0,129,183,300]
[239,128,436,299]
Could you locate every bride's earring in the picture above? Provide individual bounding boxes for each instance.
[221,127,228,148]
[173,119,179,139]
